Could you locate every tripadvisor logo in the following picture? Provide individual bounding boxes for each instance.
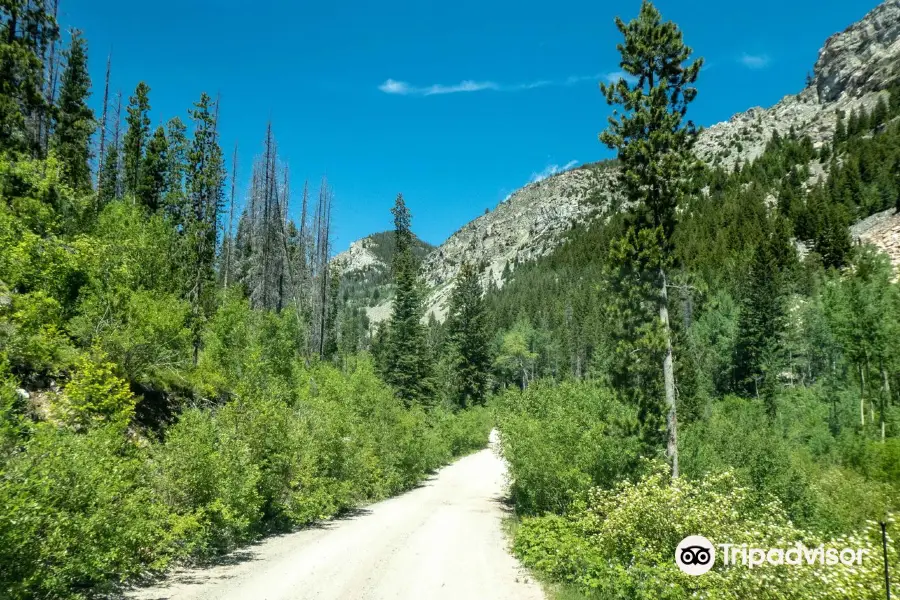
[676,535,716,575]
[675,535,870,576]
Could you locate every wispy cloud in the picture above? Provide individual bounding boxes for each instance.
[378,78,498,96]
[739,53,770,70]
[529,160,579,184]
[377,72,626,97]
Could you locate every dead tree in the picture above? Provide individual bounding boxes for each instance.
[96,52,111,191]
[224,142,237,290]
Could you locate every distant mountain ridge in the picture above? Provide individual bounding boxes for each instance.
[337,0,900,326]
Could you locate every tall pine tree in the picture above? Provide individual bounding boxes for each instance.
[184,92,225,364]
[446,251,492,407]
[733,215,793,415]
[122,82,150,197]
[380,194,434,405]
[51,29,94,192]
[137,125,168,211]
[598,0,703,477]
[0,2,58,155]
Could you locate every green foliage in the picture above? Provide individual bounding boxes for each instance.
[122,82,151,197]
[514,464,897,600]
[378,194,435,405]
[599,0,703,244]
[61,349,136,428]
[0,423,198,600]
[445,256,492,407]
[137,126,169,211]
[51,30,94,192]
[732,215,793,410]
[496,380,642,515]
[0,2,57,155]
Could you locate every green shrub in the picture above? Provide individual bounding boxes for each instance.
[496,380,642,515]
[514,464,898,600]
[0,423,197,600]
[60,350,136,429]
[153,407,262,553]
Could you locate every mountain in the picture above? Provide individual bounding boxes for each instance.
[341,0,900,325]
[332,231,434,323]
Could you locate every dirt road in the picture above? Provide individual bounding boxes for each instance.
[125,434,545,600]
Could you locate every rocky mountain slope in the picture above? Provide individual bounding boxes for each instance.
[343,0,900,325]
[333,232,434,319]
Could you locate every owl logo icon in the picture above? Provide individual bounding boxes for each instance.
[675,535,716,575]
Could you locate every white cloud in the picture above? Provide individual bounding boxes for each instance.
[739,53,770,69]
[377,72,624,97]
[424,80,499,95]
[529,160,579,184]
[378,79,412,94]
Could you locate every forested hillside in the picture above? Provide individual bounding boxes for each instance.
[0,4,490,599]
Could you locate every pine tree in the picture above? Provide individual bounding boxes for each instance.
[137,126,168,211]
[847,109,860,137]
[381,194,434,405]
[598,0,703,477]
[122,82,150,197]
[834,112,846,145]
[733,216,792,416]
[872,96,889,128]
[98,144,119,206]
[323,265,340,360]
[0,2,58,154]
[50,29,93,192]
[163,116,188,223]
[446,251,492,407]
[184,92,225,364]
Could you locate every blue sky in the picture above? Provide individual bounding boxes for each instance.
[61,0,878,251]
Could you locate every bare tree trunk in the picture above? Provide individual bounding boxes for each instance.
[317,178,332,358]
[860,362,866,427]
[96,53,111,193]
[882,363,890,443]
[660,267,678,479]
[224,142,237,290]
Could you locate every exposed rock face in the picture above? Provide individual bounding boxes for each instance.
[815,0,900,103]
[695,0,899,171]
[418,164,620,321]
[333,238,382,276]
[343,0,900,325]
[852,209,900,276]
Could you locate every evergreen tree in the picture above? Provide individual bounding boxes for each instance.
[97,143,119,207]
[163,116,188,223]
[598,0,703,477]
[446,253,492,407]
[184,92,225,363]
[323,265,340,360]
[50,30,94,192]
[847,109,860,137]
[833,112,846,145]
[0,2,58,154]
[872,96,888,128]
[380,194,434,405]
[122,82,151,197]
[136,126,168,211]
[733,216,792,415]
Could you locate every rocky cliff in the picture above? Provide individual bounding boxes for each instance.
[343,0,900,325]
